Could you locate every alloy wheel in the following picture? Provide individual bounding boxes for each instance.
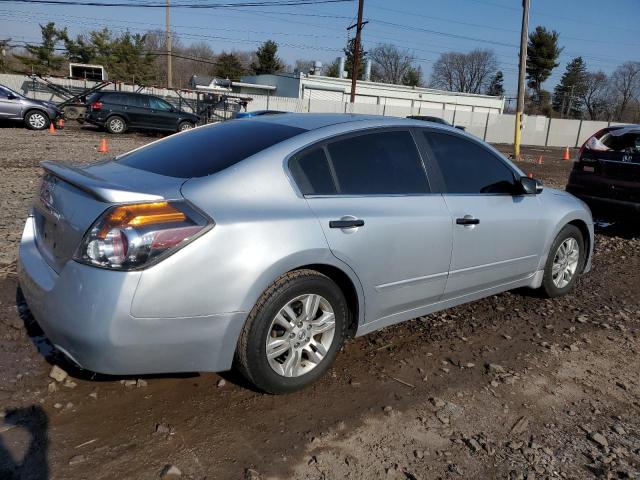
[109,118,125,133]
[265,294,336,378]
[551,237,580,288]
[29,113,46,129]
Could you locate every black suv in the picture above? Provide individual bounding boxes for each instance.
[566,125,640,217]
[84,91,199,134]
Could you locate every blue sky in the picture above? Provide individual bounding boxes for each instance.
[1,0,639,98]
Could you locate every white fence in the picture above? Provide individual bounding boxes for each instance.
[1,73,628,147]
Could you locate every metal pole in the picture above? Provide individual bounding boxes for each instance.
[514,0,529,159]
[349,0,364,103]
[166,0,173,89]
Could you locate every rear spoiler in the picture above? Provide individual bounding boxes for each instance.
[41,161,164,204]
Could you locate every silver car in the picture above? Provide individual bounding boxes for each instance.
[0,84,63,130]
[18,114,593,393]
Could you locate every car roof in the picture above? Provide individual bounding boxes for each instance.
[245,112,429,131]
[101,91,155,98]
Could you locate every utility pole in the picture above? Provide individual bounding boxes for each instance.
[513,0,530,159]
[349,0,364,103]
[565,84,575,118]
[166,0,173,88]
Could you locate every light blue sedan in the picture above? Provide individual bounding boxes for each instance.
[18,114,593,393]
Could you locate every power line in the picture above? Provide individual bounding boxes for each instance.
[0,10,626,72]
[0,0,355,7]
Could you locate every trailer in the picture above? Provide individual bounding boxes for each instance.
[28,74,111,121]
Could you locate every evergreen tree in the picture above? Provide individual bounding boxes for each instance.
[64,33,96,64]
[402,65,423,87]
[552,57,588,118]
[215,52,245,80]
[15,22,67,74]
[526,26,563,105]
[325,58,340,78]
[106,32,154,84]
[251,40,283,75]
[344,37,365,79]
[486,71,505,96]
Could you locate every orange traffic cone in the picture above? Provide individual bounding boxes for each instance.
[48,122,56,135]
[56,118,64,129]
[537,155,544,165]
[562,146,570,161]
[97,138,109,153]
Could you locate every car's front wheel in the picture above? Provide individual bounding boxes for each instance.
[24,110,50,130]
[105,115,127,134]
[235,270,347,394]
[177,121,195,132]
[541,224,585,297]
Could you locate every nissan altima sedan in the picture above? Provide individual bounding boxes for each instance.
[18,114,593,394]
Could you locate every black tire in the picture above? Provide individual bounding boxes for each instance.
[234,269,347,394]
[105,115,127,134]
[177,121,195,132]
[541,224,585,298]
[24,110,50,130]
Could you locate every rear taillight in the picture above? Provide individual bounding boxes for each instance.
[74,201,212,270]
[90,101,103,110]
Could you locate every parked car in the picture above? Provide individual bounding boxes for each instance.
[566,125,640,217]
[235,109,287,119]
[0,84,63,130]
[84,91,199,134]
[18,114,593,394]
[407,115,466,131]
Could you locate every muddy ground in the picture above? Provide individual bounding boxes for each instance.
[0,124,638,480]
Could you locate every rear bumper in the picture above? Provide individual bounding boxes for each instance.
[566,185,640,215]
[18,216,246,375]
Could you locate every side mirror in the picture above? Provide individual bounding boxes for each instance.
[519,176,543,195]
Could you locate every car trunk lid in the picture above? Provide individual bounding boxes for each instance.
[34,160,185,273]
[578,127,640,200]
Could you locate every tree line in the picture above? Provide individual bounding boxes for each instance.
[2,21,638,122]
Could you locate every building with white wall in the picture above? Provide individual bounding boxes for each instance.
[237,73,504,114]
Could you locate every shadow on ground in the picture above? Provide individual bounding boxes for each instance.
[0,405,49,480]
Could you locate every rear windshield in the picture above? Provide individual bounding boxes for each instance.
[117,120,307,178]
[588,128,640,153]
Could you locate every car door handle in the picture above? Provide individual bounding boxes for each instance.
[329,219,364,229]
[456,217,480,225]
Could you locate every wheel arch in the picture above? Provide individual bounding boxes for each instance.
[567,218,592,273]
[290,263,362,337]
[238,252,366,338]
[106,112,128,123]
[23,108,52,125]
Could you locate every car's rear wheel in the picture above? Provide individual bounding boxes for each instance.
[177,121,195,132]
[106,115,126,134]
[24,110,50,130]
[235,269,347,394]
[541,224,585,297]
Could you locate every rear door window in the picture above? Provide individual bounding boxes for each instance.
[422,131,517,194]
[325,130,429,195]
[118,120,307,178]
[128,95,149,108]
[289,148,337,195]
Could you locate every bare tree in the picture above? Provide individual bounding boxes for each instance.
[580,71,610,120]
[369,44,415,85]
[429,49,498,94]
[610,61,640,121]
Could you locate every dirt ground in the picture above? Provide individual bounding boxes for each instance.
[0,124,638,480]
